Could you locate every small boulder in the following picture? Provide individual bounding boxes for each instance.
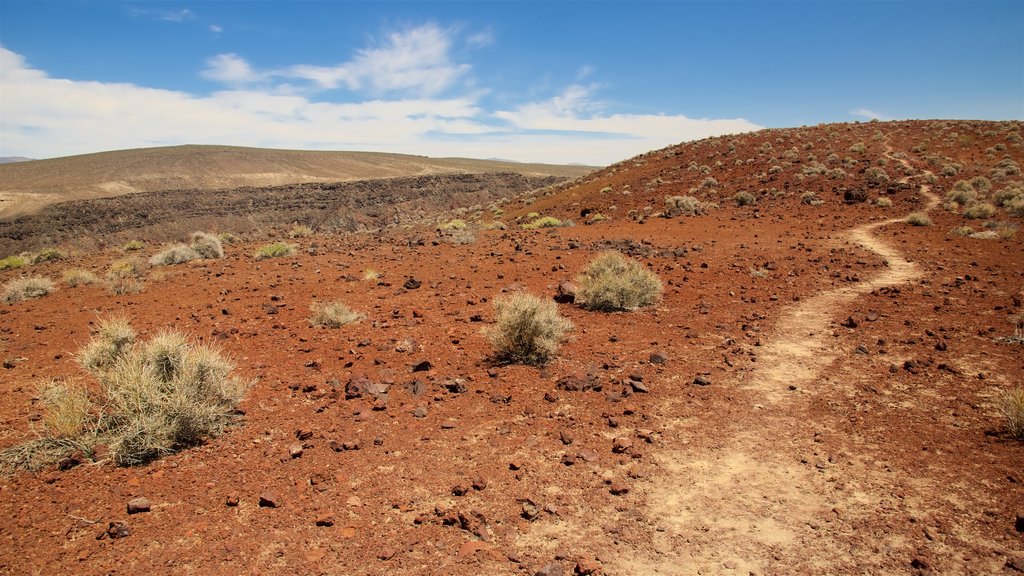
[126,497,151,515]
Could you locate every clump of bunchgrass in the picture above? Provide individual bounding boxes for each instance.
[31,248,65,264]
[484,292,573,366]
[439,219,468,230]
[575,251,663,312]
[906,212,932,226]
[254,242,295,260]
[875,197,893,208]
[734,191,757,206]
[1002,387,1024,440]
[189,232,224,259]
[3,276,54,304]
[288,224,313,238]
[122,240,145,252]
[62,268,99,287]
[522,216,570,229]
[105,257,147,295]
[309,301,364,328]
[149,244,199,266]
[963,202,997,220]
[0,255,27,270]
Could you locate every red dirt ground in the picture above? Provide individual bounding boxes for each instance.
[1,119,1022,575]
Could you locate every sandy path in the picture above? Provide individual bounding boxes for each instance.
[614,166,939,574]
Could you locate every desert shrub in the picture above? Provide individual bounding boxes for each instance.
[1006,197,1024,217]
[310,301,364,328]
[665,195,702,216]
[484,292,572,366]
[439,219,468,230]
[994,182,1024,208]
[1003,388,1024,440]
[970,176,993,194]
[576,251,663,312]
[940,164,959,177]
[288,224,313,238]
[526,212,540,220]
[827,168,847,179]
[801,191,821,205]
[106,257,147,295]
[32,248,64,264]
[864,167,890,186]
[906,212,932,226]
[946,187,978,206]
[0,255,27,270]
[875,197,893,207]
[849,142,866,154]
[522,216,570,229]
[218,232,237,244]
[362,269,380,281]
[951,225,975,236]
[62,268,99,287]
[190,232,224,259]
[0,318,252,469]
[3,276,54,304]
[122,240,145,252]
[588,213,607,223]
[254,242,295,260]
[38,381,92,438]
[734,191,757,206]
[701,177,719,189]
[150,244,199,266]
[964,202,997,219]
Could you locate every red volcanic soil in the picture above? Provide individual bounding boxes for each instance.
[1,120,1023,575]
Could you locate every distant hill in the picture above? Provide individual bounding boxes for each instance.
[0,145,597,217]
[0,157,33,164]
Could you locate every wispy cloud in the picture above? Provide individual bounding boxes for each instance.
[209,24,223,34]
[1,37,762,164]
[850,108,889,121]
[128,7,195,22]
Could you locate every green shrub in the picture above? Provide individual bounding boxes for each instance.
[309,301,364,328]
[1003,387,1024,440]
[62,268,99,287]
[150,244,199,266]
[218,232,237,245]
[576,251,663,312]
[484,292,572,366]
[864,167,890,186]
[254,242,295,260]
[906,212,932,226]
[735,191,757,206]
[288,224,313,238]
[3,276,54,303]
[32,248,65,264]
[0,256,27,270]
[190,232,224,259]
[122,240,145,252]
[0,318,251,469]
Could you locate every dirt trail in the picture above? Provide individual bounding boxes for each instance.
[614,168,940,574]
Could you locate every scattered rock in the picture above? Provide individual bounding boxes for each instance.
[1007,556,1024,573]
[576,557,602,575]
[844,189,868,203]
[649,351,668,364]
[105,521,131,539]
[521,499,541,520]
[288,443,304,458]
[225,495,239,507]
[403,278,422,290]
[612,437,633,454]
[554,281,577,304]
[1015,512,1024,533]
[259,492,282,508]
[841,316,859,328]
[412,406,428,418]
[557,372,601,392]
[452,484,470,496]
[126,497,151,515]
[609,481,630,495]
[412,360,433,372]
[314,514,335,527]
[535,562,564,576]
[910,557,929,570]
[559,430,574,445]
[693,375,711,386]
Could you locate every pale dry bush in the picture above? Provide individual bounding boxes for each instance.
[576,251,663,312]
[309,301,364,328]
[189,232,224,259]
[484,292,573,366]
[3,276,55,303]
[1003,388,1024,440]
[62,268,99,287]
[150,244,199,266]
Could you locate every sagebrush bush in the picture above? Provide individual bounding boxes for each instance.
[62,268,99,287]
[309,301,364,328]
[484,292,573,366]
[875,197,893,207]
[735,191,757,206]
[665,195,702,216]
[576,251,663,311]
[106,258,147,294]
[150,244,199,266]
[1003,388,1024,440]
[254,242,295,260]
[864,167,890,186]
[122,240,145,252]
[0,318,250,471]
[3,276,54,303]
[906,212,932,226]
[522,216,569,229]
[946,187,978,206]
[964,202,997,219]
[31,248,64,264]
[190,232,224,259]
[439,219,468,230]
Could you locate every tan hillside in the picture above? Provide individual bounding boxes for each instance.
[0,145,597,217]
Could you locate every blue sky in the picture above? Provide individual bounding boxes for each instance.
[1,1,1021,164]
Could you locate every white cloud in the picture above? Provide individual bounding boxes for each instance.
[128,7,195,22]
[209,24,223,33]
[851,108,889,121]
[0,45,762,165]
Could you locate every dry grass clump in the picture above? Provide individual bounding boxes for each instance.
[522,216,571,229]
[875,197,893,208]
[309,301,364,328]
[734,191,757,206]
[254,242,296,260]
[189,232,224,259]
[576,251,663,312]
[482,221,507,231]
[439,219,468,230]
[62,268,99,287]
[906,212,932,226]
[963,202,997,220]
[150,244,199,266]
[484,292,573,366]
[362,269,380,281]
[31,248,65,264]
[122,240,145,252]
[1003,388,1024,440]
[106,257,147,295]
[664,195,703,216]
[288,224,313,238]
[0,318,249,472]
[3,276,55,303]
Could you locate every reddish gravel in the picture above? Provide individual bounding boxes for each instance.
[1,119,1022,575]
